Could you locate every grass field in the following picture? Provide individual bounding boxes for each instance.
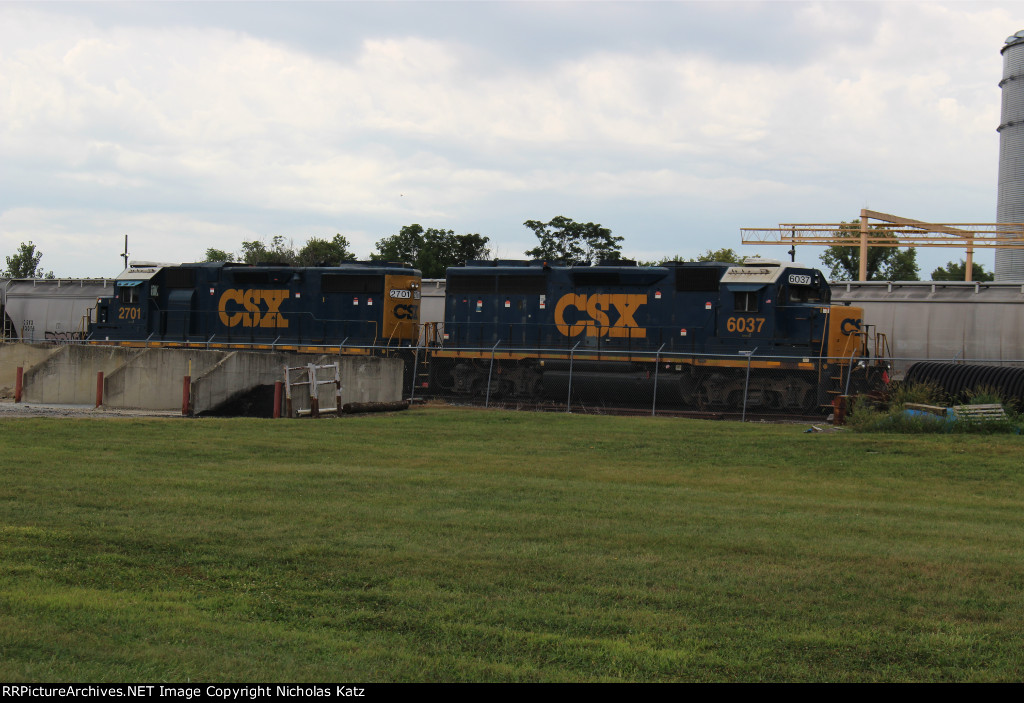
[1,406,1022,682]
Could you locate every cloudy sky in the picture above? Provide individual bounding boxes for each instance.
[1,0,1021,278]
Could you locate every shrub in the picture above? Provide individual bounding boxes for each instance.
[884,380,947,408]
[847,382,1023,435]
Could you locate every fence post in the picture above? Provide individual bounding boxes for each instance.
[308,362,319,418]
[652,344,665,417]
[741,347,757,423]
[485,340,500,408]
[567,341,580,413]
[410,344,421,402]
[14,366,22,403]
[273,381,283,419]
[181,375,191,416]
[95,371,104,408]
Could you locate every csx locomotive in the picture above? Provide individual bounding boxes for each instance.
[86,257,885,412]
[431,258,886,410]
[87,261,422,351]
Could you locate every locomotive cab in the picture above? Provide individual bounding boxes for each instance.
[715,259,828,356]
[90,263,165,341]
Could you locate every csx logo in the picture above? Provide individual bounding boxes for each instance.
[554,293,647,338]
[218,289,289,328]
[840,317,863,336]
[393,304,418,320]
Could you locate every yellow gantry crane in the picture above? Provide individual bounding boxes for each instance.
[741,209,1024,281]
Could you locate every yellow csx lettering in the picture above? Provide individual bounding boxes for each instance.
[218,289,290,328]
[554,293,647,338]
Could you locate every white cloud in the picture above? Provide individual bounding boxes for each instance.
[0,2,1019,277]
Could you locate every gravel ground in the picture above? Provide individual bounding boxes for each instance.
[0,399,183,419]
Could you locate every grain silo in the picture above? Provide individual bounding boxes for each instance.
[996,30,1024,281]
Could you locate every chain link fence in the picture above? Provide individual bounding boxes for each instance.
[411,343,1024,420]
[408,345,901,421]
[11,332,1024,419]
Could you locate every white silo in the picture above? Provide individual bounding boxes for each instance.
[996,30,1024,281]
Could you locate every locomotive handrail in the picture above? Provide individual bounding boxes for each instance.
[844,346,858,396]
[432,341,854,364]
[874,331,891,362]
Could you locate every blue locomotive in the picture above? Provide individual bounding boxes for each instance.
[431,258,884,410]
[88,261,422,351]
[83,256,884,412]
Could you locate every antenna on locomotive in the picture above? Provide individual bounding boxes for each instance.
[120,235,129,269]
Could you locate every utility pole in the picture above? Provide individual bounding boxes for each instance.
[120,235,129,269]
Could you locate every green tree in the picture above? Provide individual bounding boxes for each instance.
[819,220,920,281]
[523,216,623,265]
[4,241,53,278]
[204,248,235,262]
[695,248,744,264]
[931,259,994,282]
[239,235,296,265]
[637,249,750,266]
[372,224,490,278]
[296,234,357,266]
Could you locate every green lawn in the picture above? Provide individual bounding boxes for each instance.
[1,407,1022,681]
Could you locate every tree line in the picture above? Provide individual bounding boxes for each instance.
[196,216,991,280]
[4,217,995,281]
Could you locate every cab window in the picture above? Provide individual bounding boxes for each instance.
[734,291,758,312]
[788,285,822,303]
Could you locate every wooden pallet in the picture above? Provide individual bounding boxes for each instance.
[951,403,1007,421]
[904,403,1007,422]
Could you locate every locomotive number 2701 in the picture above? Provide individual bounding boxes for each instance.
[118,307,141,321]
[725,316,765,334]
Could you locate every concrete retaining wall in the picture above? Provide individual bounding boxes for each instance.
[6,343,406,414]
[104,348,224,411]
[21,345,136,405]
[282,355,405,415]
[0,343,65,393]
[190,351,325,415]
